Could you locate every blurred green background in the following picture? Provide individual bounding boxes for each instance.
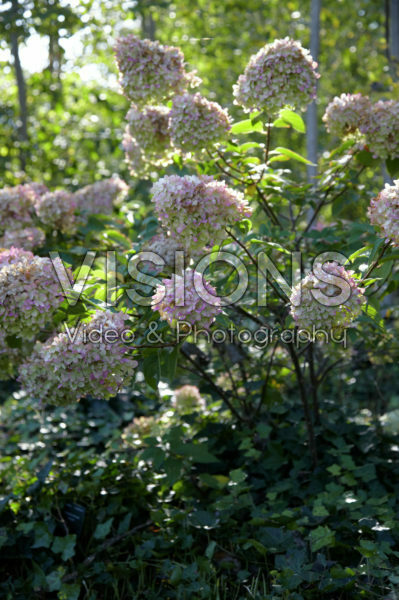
[0,0,397,188]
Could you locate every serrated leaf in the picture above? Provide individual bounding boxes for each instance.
[51,535,76,561]
[309,525,335,552]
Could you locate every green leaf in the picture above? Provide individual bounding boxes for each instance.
[272,147,315,165]
[103,229,132,249]
[327,464,341,476]
[93,518,113,540]
[309,525,335,552]
[246,538,267,556]
[271,117,290,129]
[181,443,219,464]
[379,250,399,264]
[163,457,182,485]
[46,569,64,592]
[58,583,81,600]
[356,149,380,168]
[230,468,247,484]
[368,238,385,264]
[347,246,371,263]
[386,157,399,177]
[231,119,263,134]
[32,523,53,549]
[312,504,329,517]
[51,535,76,561]
[205,540,217,559]
[276,109,306,133]
[142,351,160,390]
[166,346,178,383]
[198,473,229,489]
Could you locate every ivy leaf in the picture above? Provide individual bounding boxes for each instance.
[51,535,77,561]
[58,583,81,600]
[309,525,335,552]
[93,518,113,540]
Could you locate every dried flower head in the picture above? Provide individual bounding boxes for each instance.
[0,227,45,251]
[169,93,231,154]
[290,261,365,332]
[368,180,399,246]
[233,37,319,114]
[322,93,371,137]
[18,310,137,405]
[34,190,78,235]
[151,175,252,251]
[359,100,399,159]
[114,34,200,105]
[151,268,222,330]
[0,250,71,339]
[73,177,129,215]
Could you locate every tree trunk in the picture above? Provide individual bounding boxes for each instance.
[388,0,399,80]
[10,29,28,171]
[142,12,156,40]
[306,0,322,181]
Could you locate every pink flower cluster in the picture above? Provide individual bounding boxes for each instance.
[151,175,252,251]
[73,177,129,215]
[126,104,172,156]
[290,262,365,331]
[368,181,399,245]
[322,93,371,137]
[114,34,200,105]
[0,185,36,235]
[0,249,70,339]
[172,385,205,413]
[143,231,186,272]
[0,227,45,251]
[122,129,150,178]
[151,268,222,330]
[359,100,399,160]
[18,310,138,406]
[169,93,231,154]
[233,37,319,114]
[123,105,174,176]
[34,190,79,235]
[0,247,33,267]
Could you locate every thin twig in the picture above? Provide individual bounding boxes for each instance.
[256,340,279,416]
[362,241,391,281]
[226,228,287,303]
[62,520,152,583]
[180,346,245,421]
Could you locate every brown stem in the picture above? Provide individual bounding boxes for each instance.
[285,342,318,466]
[264,121,272,165]
[180,346,245,422]
[307,343,320,425]
[256,340,278,416]
[362,241,391,281]
[296,158,363,247]
[226,228,287,303]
